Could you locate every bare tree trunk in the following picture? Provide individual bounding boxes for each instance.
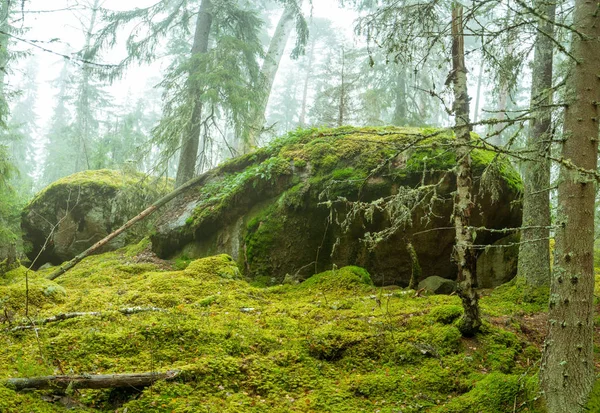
[392,66,407,126]
[245,5,296,151]
[518,1,554,287]
[6,371,179,391]
[47,169,216,280]
[74,0,100,172]
[540,1,600,411]
[450,3,480,337]
[298,36,316,127]
[337,48,346,127]
[175,0,213,187]
[472,59,484,125]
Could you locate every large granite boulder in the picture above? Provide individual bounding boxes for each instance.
[152,126,523,286]
[22,170,171,266]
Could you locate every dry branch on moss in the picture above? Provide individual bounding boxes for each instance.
[5,370,180,391]
[7,307,165,332]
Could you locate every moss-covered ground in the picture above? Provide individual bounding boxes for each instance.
[0,237,564,413]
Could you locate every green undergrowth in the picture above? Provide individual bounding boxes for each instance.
[0,245,543,412]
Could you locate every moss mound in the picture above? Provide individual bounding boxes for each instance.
[0,247,547,412]
[152,126,522,286]
[22,170,172,266]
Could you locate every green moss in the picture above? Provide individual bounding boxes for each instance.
[432,372,538,412]
[0,242,546,412]
[482,276,549,316]
[429,304,464,324]
[185,255,240,279]
[0,276,66,313]
[300,266,374,290]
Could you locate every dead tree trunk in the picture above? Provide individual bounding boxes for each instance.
[6,371,179,391]
[47,170,216,281]
[450,3,480,337]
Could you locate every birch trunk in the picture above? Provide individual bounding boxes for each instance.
[540,1,600,411]
[175,0,213,187]
[245,5,295,151]
[517,1,554,287]
[450,3,480,337]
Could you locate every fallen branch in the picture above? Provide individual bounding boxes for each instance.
[8,307,165,332]
[5,370,180,391]
[47,170,216,281]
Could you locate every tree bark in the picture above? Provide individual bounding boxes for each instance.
[245,5,296,151]
[74,0,100,172]
[450,3,480,337]
[540,1,600,411]
[472,59,484,125]
[517,1,554,287]
[175,0,213,187]
[6,371,179,391]
[337,48,346,127]
[298,36,316,127]
[47,169,216,281]
[392,66,407,126]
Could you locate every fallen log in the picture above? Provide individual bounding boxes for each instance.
[47,170,217,281]
[8,307,165,332]
[5,370,180,391]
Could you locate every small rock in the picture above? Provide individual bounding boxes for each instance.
[418,276,456,295]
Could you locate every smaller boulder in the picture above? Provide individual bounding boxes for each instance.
[22,170,172,266]
[476,233,519,288]
[418,276,456,295]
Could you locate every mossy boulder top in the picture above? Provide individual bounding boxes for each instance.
[152,126,522,286]
[22,169,172,266]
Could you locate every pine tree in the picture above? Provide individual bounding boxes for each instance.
[540,1,600,410]
[518,0,554,287]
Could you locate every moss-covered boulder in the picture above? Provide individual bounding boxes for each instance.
[21,170,171,266]
[152,126,522,286]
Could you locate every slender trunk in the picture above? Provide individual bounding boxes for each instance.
[0,1,10,124]
[299,36,316,127]
[175,0,213,187]
[540,1,600,411]
[450,3,480,337]
[492,9,515,145]
[392,66,407,126]
[518,1,554,287]
[338,48,346,127]
[245,5,296,151]
[472,59,484,124]
[75,0,100,172]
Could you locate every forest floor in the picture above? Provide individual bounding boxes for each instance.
[1,239,598,412]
